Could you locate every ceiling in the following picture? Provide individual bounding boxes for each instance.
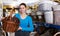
[3,0,40,6]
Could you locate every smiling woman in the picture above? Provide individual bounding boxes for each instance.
[15,3,34,36]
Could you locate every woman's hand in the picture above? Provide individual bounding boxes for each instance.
[17,27,22,30]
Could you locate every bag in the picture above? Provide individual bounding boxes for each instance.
[2,16,20,32]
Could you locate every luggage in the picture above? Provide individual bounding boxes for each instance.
[37,3,52,12]
[53,5,60,25]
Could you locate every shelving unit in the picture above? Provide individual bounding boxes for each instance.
[0,0,3,21]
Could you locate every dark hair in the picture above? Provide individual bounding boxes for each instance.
[19,3,27,7]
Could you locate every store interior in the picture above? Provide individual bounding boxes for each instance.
[0,0,60,36]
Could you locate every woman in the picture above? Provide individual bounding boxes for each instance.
[15,3,34,36]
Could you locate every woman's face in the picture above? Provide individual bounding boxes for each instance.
[19,5,26,13]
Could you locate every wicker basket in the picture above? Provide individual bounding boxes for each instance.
[2,16,19,32]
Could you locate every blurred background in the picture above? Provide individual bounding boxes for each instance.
[0,0,60,36]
